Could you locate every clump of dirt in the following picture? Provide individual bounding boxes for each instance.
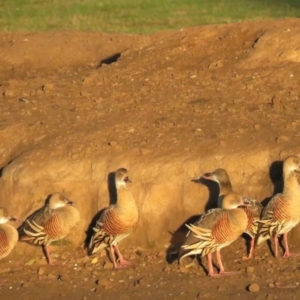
[1,18,300,299]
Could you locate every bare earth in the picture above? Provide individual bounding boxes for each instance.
[1,18,300,299]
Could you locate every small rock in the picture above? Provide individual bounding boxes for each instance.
[163,266,171,273]
[108,141,118,148]
[268,282,275,288]
[248,282,260,292]
[276,135,290,143]
[38,268,45,275]
[140,148,151,155]
[42,83,55,92]
[219,140,226,146]
[246,266,255,273]
[3,90,14,97]
[253,124,260,130]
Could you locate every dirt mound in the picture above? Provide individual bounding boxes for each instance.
[1,18,300,253]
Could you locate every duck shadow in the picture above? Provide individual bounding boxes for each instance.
[84,172,117,252]
[258,161,284,256]
[260,160,283,207]
[165,176,220,264]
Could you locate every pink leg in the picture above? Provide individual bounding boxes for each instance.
[216,250,239,276]
[274,235,279,258]
[113,245,132,267]
[283,233,300,258]
[44,245,53,265]
[243,238,255,260]
[109,245,118,269]
[207,253,215,276]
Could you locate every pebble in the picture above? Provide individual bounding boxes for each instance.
[140,148,151,155]
[248,282,260,292]
[37,267,45,275]
[246,266,255,273]
[276,135,289,143]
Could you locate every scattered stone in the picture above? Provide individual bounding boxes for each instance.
[248,282,260,292]
[140,148,151,155]
[37,267,45,275]
[268,282,275,288]
[3,90,14,97]
[42,83,55,92]
[163,265,171,273]
[246,266,255,273]
[276,135,290,143]
[108,141,118,148]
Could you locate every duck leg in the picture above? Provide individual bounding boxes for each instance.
[216,250,239,276]
[207,253,216,276]
[43,245,54,265]
[273,235,279,258]
[113,245,132,266]
[109,245,119,269]
[282,233,300,258]
[243,238,255,260]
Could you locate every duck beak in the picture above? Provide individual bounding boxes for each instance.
[9,216,19,222]
[124,176,132,183]
[66,199,76,206]
[201,172,212,180]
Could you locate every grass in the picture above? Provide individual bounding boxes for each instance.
[0,0,299,34]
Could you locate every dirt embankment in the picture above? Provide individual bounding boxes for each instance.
[0,19,300,254]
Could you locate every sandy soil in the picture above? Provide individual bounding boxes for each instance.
[1,18,300,299]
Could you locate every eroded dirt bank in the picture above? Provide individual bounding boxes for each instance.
[1,18,300,299]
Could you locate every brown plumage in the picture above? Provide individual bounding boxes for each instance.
[88,168,139,269]
[18,193,80,265]
[179,193,252,277]
[202,168,262,259]
[256,155,300,258]
[0,207,18,261]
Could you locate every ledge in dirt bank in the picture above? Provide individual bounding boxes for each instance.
[1,19,300,256]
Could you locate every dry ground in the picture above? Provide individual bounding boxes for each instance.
[1,18,300,299]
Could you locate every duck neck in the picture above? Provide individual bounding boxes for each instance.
[219,182,233,196]
[115,184,137,211]
[217,182,233,208]
[283,171,300,197]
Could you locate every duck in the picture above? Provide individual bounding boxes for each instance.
[18,192,80,265]
[202,168,263,259]
[256,155,300,258]
[88,168,139,269]
[0,207,18,261]
[179,192,252,276]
